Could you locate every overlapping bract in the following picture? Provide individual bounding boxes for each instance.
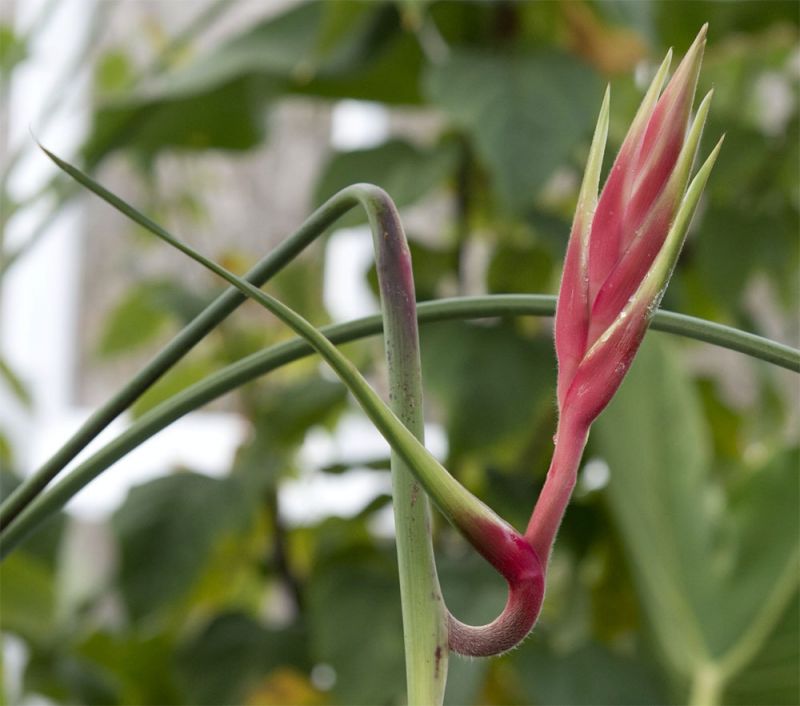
[555,25,723,426]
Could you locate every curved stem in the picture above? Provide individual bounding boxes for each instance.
[2,294,797,555]
[112,223,544,658]
[446,525,543,656]
[19,149,545,658]
[362,191,448,703]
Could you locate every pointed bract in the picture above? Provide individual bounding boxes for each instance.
[555,25,720,425]
[555,87,609,408]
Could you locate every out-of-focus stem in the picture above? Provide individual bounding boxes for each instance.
[688,664,723,706]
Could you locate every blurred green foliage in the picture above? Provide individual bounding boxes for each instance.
[1,1,798,705]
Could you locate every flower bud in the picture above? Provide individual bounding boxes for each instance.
[554,25,722,426]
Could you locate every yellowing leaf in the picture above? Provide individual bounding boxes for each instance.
[244,668,327,706]
[562,2,647,75]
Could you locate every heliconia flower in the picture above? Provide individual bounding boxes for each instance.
[554,24,723,427]
[525,25,722,561]
[456,26,724,656]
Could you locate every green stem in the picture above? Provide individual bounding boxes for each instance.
[0,183,362,530]
[5,139,796,533]
[365,193,448,703]
[2,295,797,556]
[688,664,723,706]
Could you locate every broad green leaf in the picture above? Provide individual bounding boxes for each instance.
[85,75,277,166]
[269,252,328,329]
[24,646,120,706]
[694,202,791,314]
[655,1,800,49]
[594,338,800,695]
[112,472,252,621]
[425,51,601,212]
[70,631,182,705]
[421,320,555,458]
[250,375,348,449]
[130,2,397,102]
[487,242,555,295]
[0,551,55,645]
[307,550,405,705]
[234,375,347,492]
[177,612,309,706]
[510,636,668,705]
[298,26,423,104]
[129,356,218,419]
[314,138,458,227]
[83,2,422,166]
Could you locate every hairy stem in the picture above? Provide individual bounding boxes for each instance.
[525,411,589,563]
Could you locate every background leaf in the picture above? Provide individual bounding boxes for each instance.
[425,51,601,213]
[112,472,253,621]
[594,338,799,699]
[307,549,405,705]
[177,612,309,706]
[421,320,555,458]
[314,138,458,226]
